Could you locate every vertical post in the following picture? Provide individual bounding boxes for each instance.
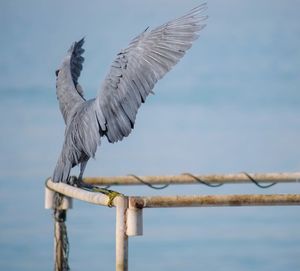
[115,196,128,271]
[45,185,72,271]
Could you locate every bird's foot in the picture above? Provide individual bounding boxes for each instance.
[68,176,93,189]
[67,176,122,207]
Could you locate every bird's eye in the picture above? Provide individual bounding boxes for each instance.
[55,69,60,76]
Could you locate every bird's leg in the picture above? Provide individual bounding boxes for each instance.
[72,161,94,189]
[78,161,87,184]
[68,175,90,188]
[67,162,92,188]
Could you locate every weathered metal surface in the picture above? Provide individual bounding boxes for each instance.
[45,175,300,271]
[115,196,128,271]
[84,172,300,186]
[46,179,118,207]
[129,194,300,208]
[45,185,73,209]
[126,205,143,236]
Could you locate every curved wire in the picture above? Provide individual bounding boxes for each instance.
[241,172,277,188]
[128,174,169,190]
[181,173,224,187]
[127,172,277,189]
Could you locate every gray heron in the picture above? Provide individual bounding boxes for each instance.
[52,4,207,196]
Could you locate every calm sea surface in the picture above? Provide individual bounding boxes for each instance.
[1,1,300,270]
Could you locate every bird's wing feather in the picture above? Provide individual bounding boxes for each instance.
[96,4,207,143]
[52,5,207,183]
[56,38,86,123]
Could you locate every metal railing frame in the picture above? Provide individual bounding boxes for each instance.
[45,172,300,271]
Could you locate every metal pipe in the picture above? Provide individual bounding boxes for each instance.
[126,202,143,236]
[129,194,300,208]
[115,196,128,271]
[45,177,300,271]
[46,179,117,207]
[83,172,300,186]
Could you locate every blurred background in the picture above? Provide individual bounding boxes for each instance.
[1,0,300,270]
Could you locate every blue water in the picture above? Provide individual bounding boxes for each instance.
[1,0,300,270]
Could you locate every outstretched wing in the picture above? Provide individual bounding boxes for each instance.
[56,38,86,123]
[97,4,207,143]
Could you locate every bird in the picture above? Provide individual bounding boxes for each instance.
[52,4,207,191]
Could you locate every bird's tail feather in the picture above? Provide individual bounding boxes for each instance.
[52,158,72,183]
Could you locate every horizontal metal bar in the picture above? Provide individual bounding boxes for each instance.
[46,179,119,207]
[84,172,300,186]
[129,194,300,208]
[46,180,300,209]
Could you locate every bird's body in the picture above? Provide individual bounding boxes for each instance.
[53,100,97,183]
[52,4,207,184]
